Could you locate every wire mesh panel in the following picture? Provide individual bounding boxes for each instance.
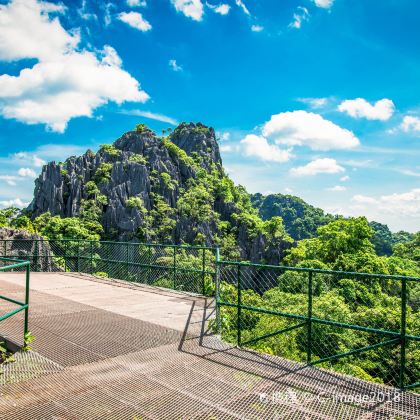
[0,239,217,296]
[217,261,420,391]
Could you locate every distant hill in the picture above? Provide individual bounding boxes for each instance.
[250,193,336,240]
[251,193,414,255]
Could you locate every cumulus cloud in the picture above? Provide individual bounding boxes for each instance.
[400,116,420,133]
[0,0,149,132]
[251,25,264,32]
[262,111,360,151]
[18,167,37,178]
[352,189,420,218]
[0,198,29,208]
[171,0,204,21]
[11,152,46,167]
[313,0,334,9]
[327,185,346,192]
[352,194,378,204]
[169,59,183,72]
[289,7,309,29]
[291,158,345,176]
[340,175,350,182]
[240,134,292,163]
[117,11,152,31]
[206,2,230,15]
[338,98,395,121]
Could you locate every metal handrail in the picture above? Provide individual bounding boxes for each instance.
[0,257,30,344]
[215,259,420,391]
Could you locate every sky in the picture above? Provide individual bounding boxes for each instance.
[0,0,419,232]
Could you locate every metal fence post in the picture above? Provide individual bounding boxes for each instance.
[64,240,67,272]
[90,241,93,274]
[215,248,221,334]
[399,277,407,389]
[237,264,242,347]
[148,244,152,285]
[307,270,313,364]
[173,246,176,290]
[201,248,206,295]
[34,239,39,272]
[126,242,129,281]
[77,240,80,272]
[24,263,30,337]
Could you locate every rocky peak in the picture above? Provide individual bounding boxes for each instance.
[170,122,221,167]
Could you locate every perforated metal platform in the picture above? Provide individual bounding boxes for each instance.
[0,274,418,419]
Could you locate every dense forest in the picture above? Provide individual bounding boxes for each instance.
[251,193,414,256]
[0,122,418,388]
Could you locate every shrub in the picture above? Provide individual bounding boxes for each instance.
[99,144,121,157]
[128,154,147,165]
[126,196,146,212]
[93,163,113,184]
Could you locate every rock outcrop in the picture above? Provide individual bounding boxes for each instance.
[29,122,292,262]
[0,228,62,271]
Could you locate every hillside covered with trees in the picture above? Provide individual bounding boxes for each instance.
[0,122,418,387]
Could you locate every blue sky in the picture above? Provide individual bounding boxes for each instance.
[0,0,419,232]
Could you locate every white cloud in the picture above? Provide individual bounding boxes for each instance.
[400,116,420,133]
[169,59,183,72]
[352,189,420,218]
[380,189,420,216]
[284,187,293,194]
[313,0,334,9]
[18,167,37,178]
[338,98,395,121]
[352,194,378,204]
[11,152,46,167]
[117,11,152,31]
[171,0,204,21]
[206,3,230,15]
[235,0,250,16]
[240,134,292,163]
[0,0,150,132]
[298,97,328,109]
[0,198,28,208]
[0,175,19,186]
[220,144,234,152]
[0,0,77,62]
[326,185,346,192]
[291,158,345,176]
[217,131,230,141]
[262,111,360,151]
[121,109,178,125]
[340,175,350,182]
[127,0,147,6]
[251,25,264,32]
[289,7,309,29]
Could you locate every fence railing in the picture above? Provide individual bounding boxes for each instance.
[0,257,30,346]
[0,239,216,296]
[216,260,420,391]
[1,238,419,391]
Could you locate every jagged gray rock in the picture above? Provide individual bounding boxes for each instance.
[29,122,292,263]
[0,228,62,271]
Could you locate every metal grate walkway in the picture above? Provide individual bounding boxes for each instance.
[0,273,418,419]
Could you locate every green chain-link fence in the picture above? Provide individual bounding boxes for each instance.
[0,239,216,296]
[1,239,419,391]
[216,260,420,391]
[0,257,30,345]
